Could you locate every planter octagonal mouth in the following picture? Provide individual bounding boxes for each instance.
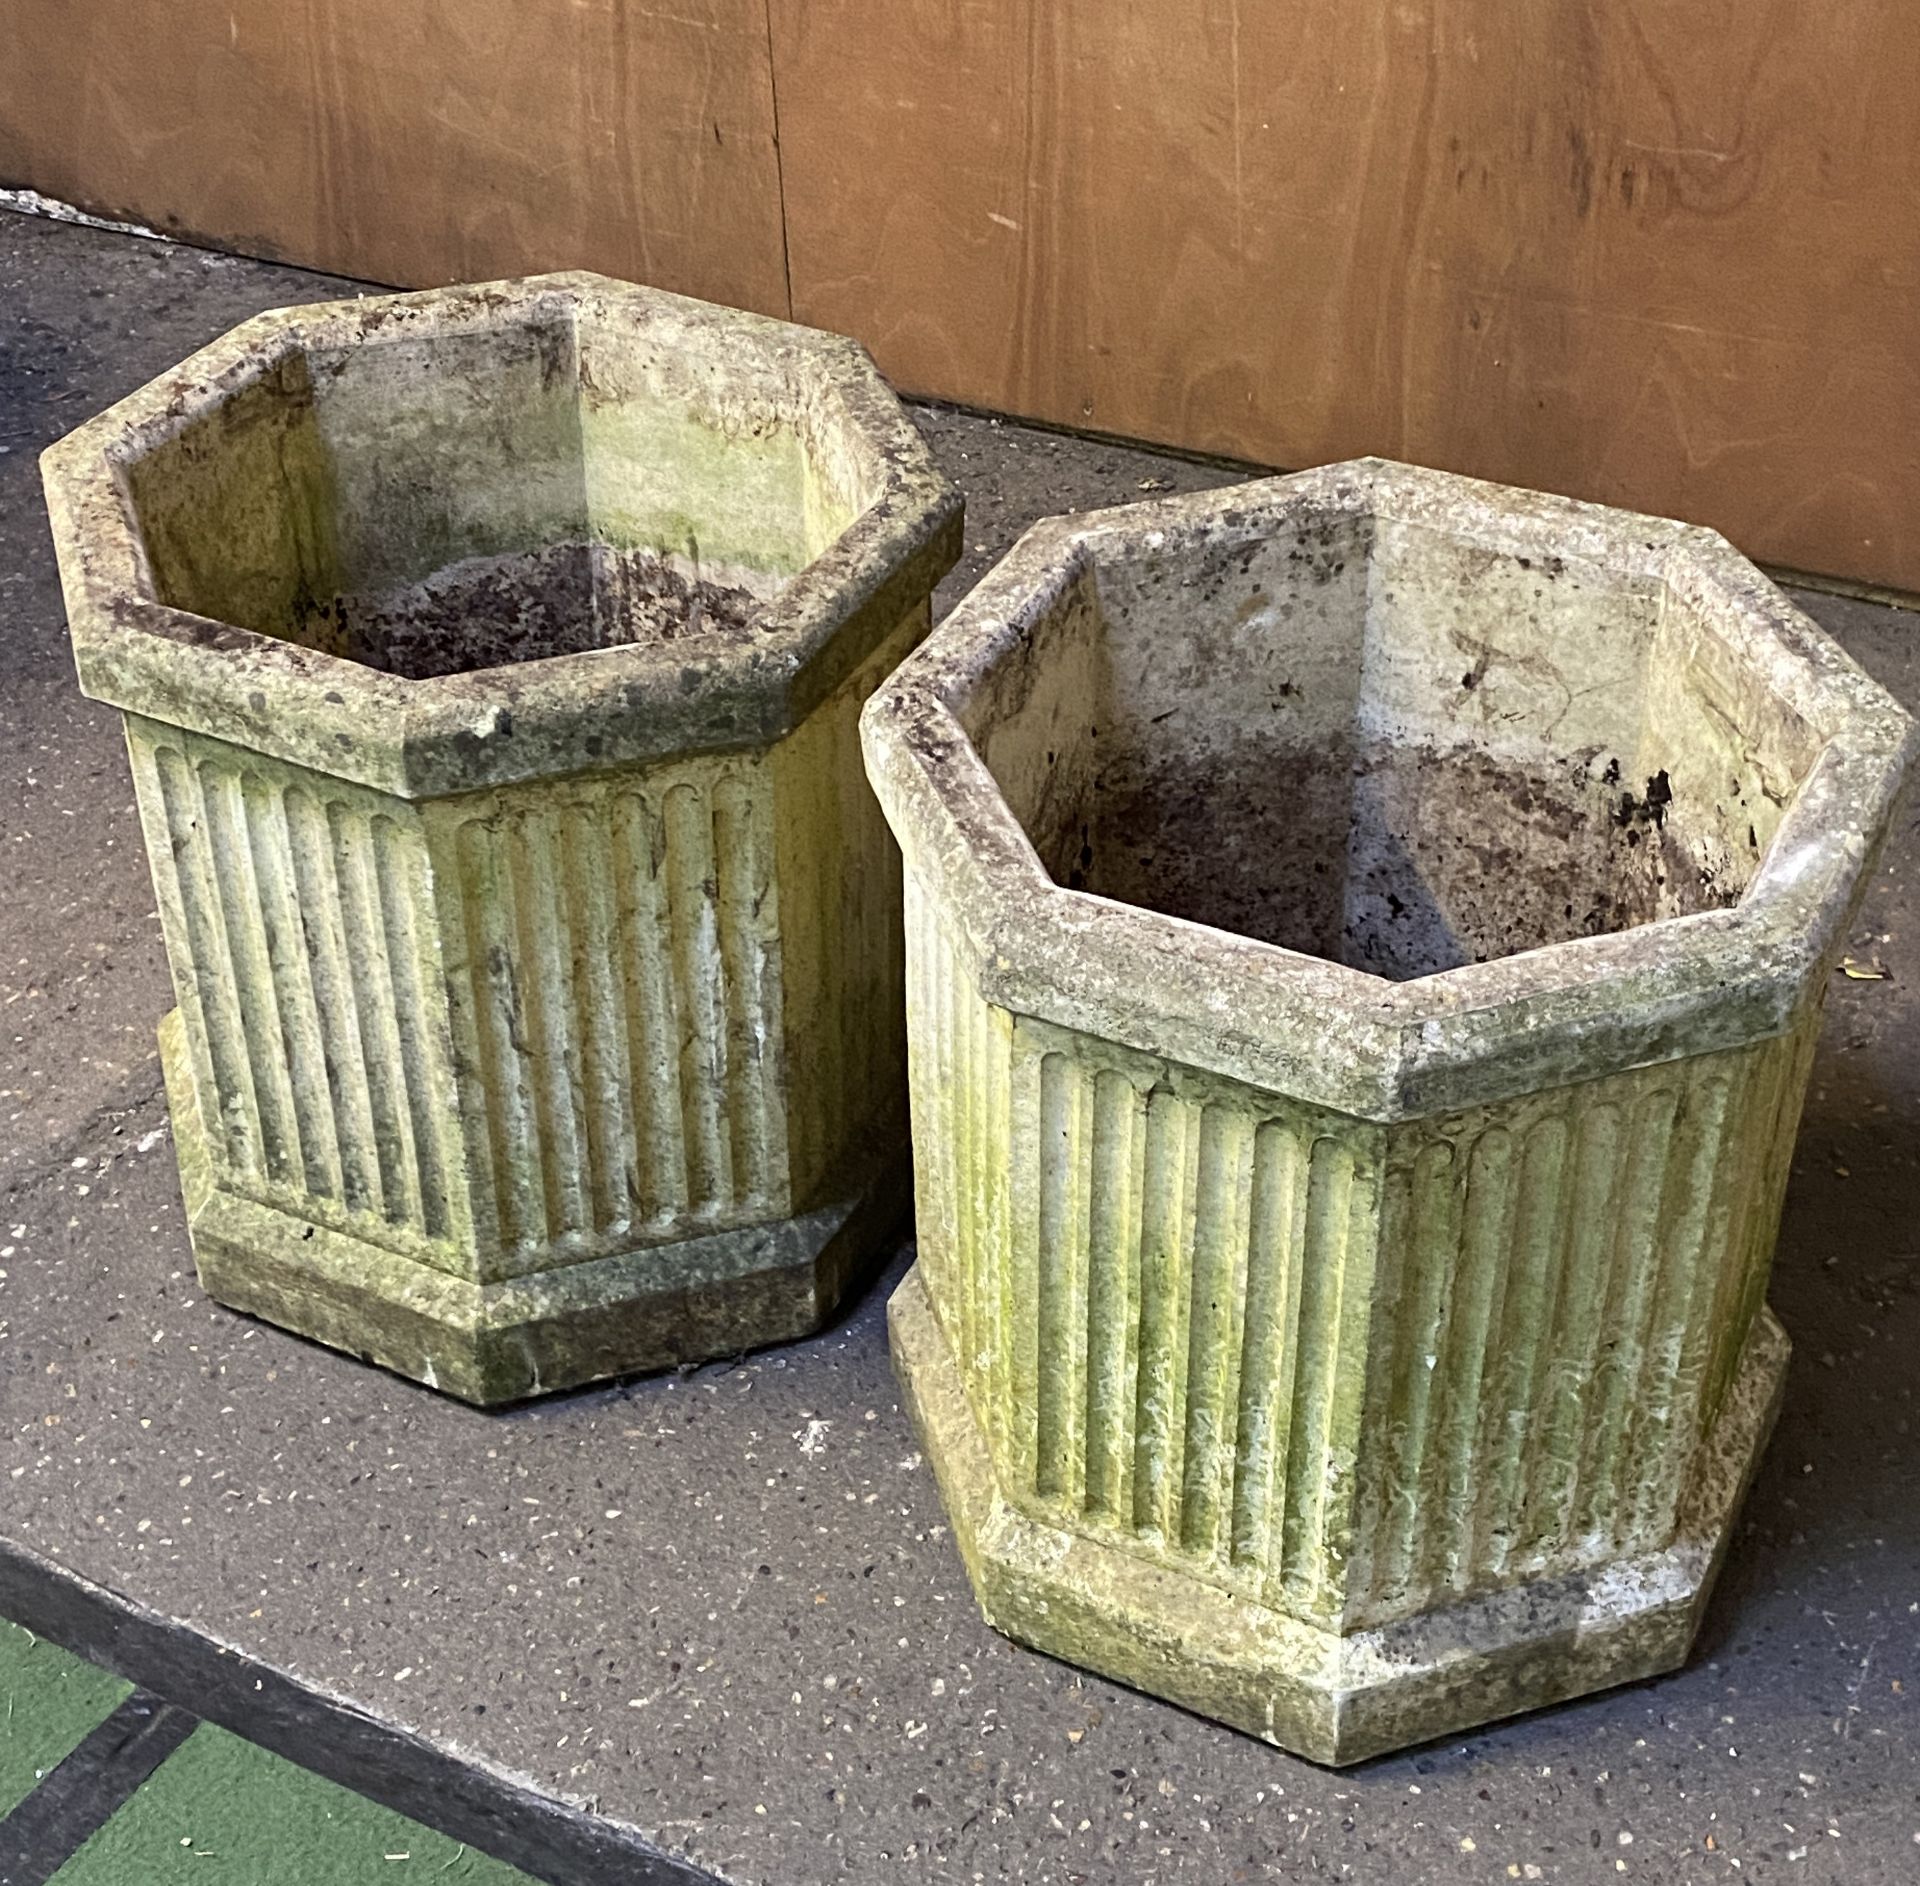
[43,274,960,1403]
[863,459,1912,1121]
[46,270,960,799]
[861,459,1914,1761]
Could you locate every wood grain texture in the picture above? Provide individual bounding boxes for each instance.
[4,2,1916,584]
[0,0,789,316]
[768,0,1920,590]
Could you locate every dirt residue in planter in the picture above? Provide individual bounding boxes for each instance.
[298,542,766,680]
[1060,739,1750,982]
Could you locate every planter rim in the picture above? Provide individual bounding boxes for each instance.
[43,271,961,797]
[861,459,1917,1121]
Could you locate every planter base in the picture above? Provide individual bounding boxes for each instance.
[891,1261,1788,1765]
[163,1011,907,1405]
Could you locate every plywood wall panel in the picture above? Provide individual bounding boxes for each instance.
[4,1,1917,586]
[768,1,1920,591]
[0,0,790,316]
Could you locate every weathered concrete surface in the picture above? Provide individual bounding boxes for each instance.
[39,272,960,1401]
[4,211,1920,1882]
[861,465,1915,1759]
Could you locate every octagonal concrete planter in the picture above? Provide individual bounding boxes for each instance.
[43,272,960,1405]
[861,460,1914,1762]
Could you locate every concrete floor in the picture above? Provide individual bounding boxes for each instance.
[1,209,1916,1886]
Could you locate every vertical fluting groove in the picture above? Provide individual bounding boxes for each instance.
[1574,1085,1681,1545]
[906,896,939,1300]
[132,741,225,1163]
[1004,1047,1045,1496]
[1475,1117,1571,1579]
[899,891,925,1209]
[926,900,958,1318]
[246,779,345,1203]
[285,786,384,1219]
[664,781,734,1211]
[201,767,301,1187]
[1180,1107,1254,1557]
[950,920,977,1383]
[564,803,638,1235]
[506,808,589,1238]
[329,802,423,1229]
[1697,1040,1784,1416]
[1517,1100,1623,1561]
[1035,1053,1090,1503]
[983,989,1015,1465]
[1739,1023,1816,1343]
[611,793,689,1223]
[752,770,790,1213]
[1231,1123,1305,1573]
[1064,1065,1100,1515]
[1429,1126,1517,1597]
[1709,1023,1811,1417]
[957,922,994,1423]
[155,748,262,1175]
[712,775,772,1209]
[1084,1071,1147,1522]
[800,722,845,1189]
[1623,1068,1736,1543]
[956,900,1010,1451]
[975,925,1007,1448]
[962,935,991,1399]
[1277,1137,1359,1610]
[1322,1154,1381,1604]
[1368,1141,1459,1609]
[1343,1128,1413,1618]
[1687,1042,1780,1436]
[903,895,938,1307]
[456,818,543,1253]
[1131,1088,1193,1539]
[369,816,453,1241]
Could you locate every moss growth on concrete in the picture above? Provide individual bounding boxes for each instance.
[45,273,961,1402]
[862,459,1916,1759]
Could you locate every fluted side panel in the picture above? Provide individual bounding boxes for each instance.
[906,882,1813,1634]
[430,759,787,1280]
[1346,1028,1802,1629]
[128,721,468,1268]
[903,873,1011,1426]
[904,892,1382,1626]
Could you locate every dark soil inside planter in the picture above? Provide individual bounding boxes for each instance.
[1069,738,1748,981]
[297,542,765,680]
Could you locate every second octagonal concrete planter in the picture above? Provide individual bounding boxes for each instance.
[43,272,960,1404]
[860,460,1914,1762]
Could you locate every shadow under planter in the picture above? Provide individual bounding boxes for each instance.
[43,272,961,1404]
[860,460,1915,1762]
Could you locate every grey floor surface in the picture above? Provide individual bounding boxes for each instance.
[2,208,1916,1884]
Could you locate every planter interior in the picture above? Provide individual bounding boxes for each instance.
[973,507,1819,981]
[128,304,870,679]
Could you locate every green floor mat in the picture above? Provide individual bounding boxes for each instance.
[0,1620,132,1817]
[49,1722,541,1885]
